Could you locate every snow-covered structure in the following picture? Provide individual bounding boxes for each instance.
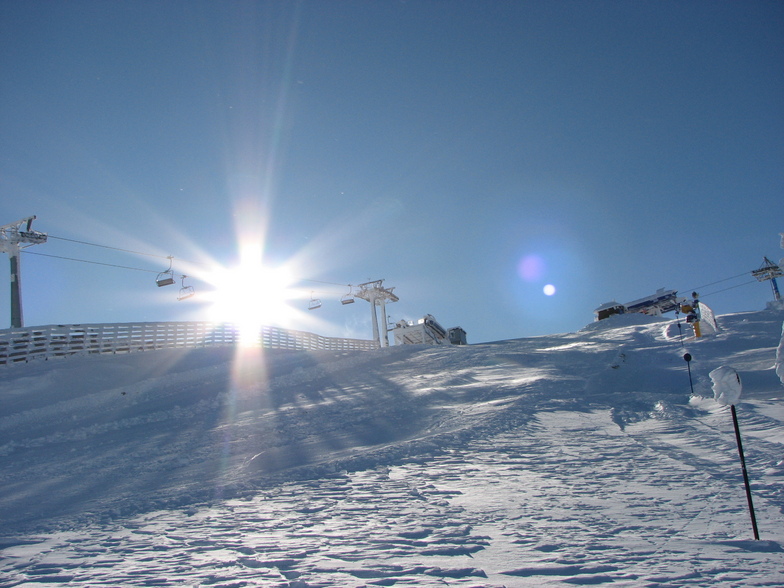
[392,314,466,345]
[447,326,468,345]
[710,365,742,406]
[594,288,685,321]
[594,289,718,337]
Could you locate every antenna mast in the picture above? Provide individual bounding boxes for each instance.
[0,216,48,328]
[354,279,399,347]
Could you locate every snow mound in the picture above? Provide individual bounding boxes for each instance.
[710,365,743,405]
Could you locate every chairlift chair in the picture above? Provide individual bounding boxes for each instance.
[341,285,355,305]
[156,256,176,287]
[308,292,322,310]
[177,275,195,301]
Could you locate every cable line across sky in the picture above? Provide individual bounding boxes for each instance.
[26,234,356,292]
[27,234,764,302]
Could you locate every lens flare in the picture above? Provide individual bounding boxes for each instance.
[518,254,545,282]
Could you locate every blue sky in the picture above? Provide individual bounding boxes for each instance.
[1,1,782,343]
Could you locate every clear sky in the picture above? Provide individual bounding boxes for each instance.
[1,0,782,343]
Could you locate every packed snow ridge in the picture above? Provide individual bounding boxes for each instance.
[1,309,783,587]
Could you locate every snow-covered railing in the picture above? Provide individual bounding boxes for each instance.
[0,322,378,365]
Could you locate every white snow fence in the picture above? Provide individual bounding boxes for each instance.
[710,365,742,406]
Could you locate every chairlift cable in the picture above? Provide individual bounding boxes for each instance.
[23,250,355,293]
[47,235,173,261]
[45,235,349,284]
[682,271,753,295]
[47,234,210,268]
[700,279,758,298]
[299,278,352,287]
[29,235,355,293]
[21,250,159,273]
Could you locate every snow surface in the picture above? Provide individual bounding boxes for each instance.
[1,309,784,587]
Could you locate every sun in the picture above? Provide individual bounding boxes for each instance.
[203,245,296,345]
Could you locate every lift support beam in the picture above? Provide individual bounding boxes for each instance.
[0,216,48,328]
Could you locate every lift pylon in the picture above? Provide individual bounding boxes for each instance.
[354,279,399,347]
[751,256,783,301]
[0,216,48,328]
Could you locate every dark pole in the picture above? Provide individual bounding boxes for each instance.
[683,353,694,395]
[10,251,23,328]
[675,307,685,346]
[730,404,760,540]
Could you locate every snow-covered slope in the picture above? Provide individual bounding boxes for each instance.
[1,310,783,587]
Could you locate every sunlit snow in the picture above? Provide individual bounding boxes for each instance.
[1,309,783,587]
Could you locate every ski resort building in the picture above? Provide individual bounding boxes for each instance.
[392,315,467,346]
[594,288,685,321]
[594,289,719,337]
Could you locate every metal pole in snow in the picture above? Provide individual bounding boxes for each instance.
[9,249,23,328]
[683,353,695,395]
[730,404,760,540]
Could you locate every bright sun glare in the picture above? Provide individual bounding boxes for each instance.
[204,245,295,345]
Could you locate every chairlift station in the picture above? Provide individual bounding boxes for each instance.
[594,288,685,321]
[392,314,467,345]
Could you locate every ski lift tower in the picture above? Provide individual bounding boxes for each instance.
[354,279,399,348]
[0,216,47,328]
[751,256,783,302]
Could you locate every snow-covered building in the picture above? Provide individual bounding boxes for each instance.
[392,314,466,345]
[447,326,467,345]
[595,288,685,321]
